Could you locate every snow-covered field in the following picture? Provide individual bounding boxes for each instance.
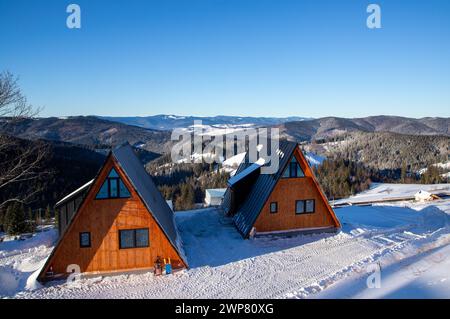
[333,183,450,206]
[2,186,450,299]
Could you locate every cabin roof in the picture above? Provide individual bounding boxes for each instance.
[227,158,265,187]
[55,179,94,208]
[205,188,227,197]
[222,140,298,237]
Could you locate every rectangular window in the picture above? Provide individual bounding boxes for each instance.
[79,232,91,248]
[305,199,315,213]
[119,228,149,249]
[270,202,278,214]
[295,200,305,214]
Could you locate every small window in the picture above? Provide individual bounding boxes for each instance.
[306,199,315,213]
[79,232,91,248]
[295,200,305,214]
[119,228,149,249]
[270,202,278,214]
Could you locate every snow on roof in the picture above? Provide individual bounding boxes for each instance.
[55,179,94,207]
[227,157,265,187]
[222,152,246,167]
[205,188,227,197]
[415,190,433,201]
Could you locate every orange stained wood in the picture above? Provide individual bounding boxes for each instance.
[253,147,340,233]
[40,156,185,279]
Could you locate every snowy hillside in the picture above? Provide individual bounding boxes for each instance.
[2,185,450,299]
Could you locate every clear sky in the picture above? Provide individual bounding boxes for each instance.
[1,0,449,118]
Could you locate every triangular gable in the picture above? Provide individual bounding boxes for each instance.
[95,168,131,199]
[38,145,187,281]
[232,141,340,238]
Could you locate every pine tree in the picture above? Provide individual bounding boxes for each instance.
[4,202,28,235]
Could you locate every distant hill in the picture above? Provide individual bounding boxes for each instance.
[0,136,105,210]
[98,114,310,130]
[0,116,172,154]
[304,131,449,171]
[280,116,450,141]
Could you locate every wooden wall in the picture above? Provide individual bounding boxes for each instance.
[253,148,339,233]
[41,157,185,279]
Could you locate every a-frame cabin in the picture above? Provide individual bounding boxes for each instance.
[38,143,187,282]
[222,140,340,238]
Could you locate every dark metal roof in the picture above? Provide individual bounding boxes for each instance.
[222,140,298,237]
[54,179,93,209]
[112,144,187,264]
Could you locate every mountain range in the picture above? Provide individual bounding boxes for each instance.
[278,116,450,141]
[98,114,310,130]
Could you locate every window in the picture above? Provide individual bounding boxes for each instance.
[270,202,278,214]
[119,228,149,249]
[79,232,91,248]
[305,199,315,213]
[296,199,315,214]
[295,200,305,214]
[282,156,305,178]
[96,168,131,199]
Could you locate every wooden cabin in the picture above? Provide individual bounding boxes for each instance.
[222,140,340,238]
[38,143,187,282]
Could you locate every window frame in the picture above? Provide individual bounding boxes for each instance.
[270,202,278,214]
[118,228,150,250]
[282,156,305,179]
[95,168,131,200]
[305,199,315,213]
[79,232,91,248]
[295,199,315,215]
[295,200,305,214]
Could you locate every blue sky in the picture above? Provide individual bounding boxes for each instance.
[0,0,449,118]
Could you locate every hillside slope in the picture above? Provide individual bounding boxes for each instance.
[1,116,172,154]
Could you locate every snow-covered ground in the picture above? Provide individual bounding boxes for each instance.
[2,186,450,299]
[333,183,450,206]
[0,228,57,297]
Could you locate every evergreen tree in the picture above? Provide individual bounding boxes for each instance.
[4,202,28,235]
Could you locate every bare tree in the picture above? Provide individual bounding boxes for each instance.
[0,71,49,208]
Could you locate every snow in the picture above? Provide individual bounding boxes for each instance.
[304,152,325,167]
[0,228,57,297]
[3,189,450,299]
[415,190,433,202]
[333,183,450,206]
[418,161,450,175]
[227,158,265,186]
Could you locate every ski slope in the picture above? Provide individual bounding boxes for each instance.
[1,187,450,299]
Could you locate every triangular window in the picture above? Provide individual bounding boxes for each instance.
[96,168,131,199]
[282,156,305,178]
